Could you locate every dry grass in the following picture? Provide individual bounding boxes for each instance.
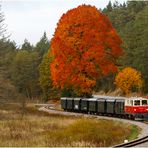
[0,103,139,147]
[45,118,135,147]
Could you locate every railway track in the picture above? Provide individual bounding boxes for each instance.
[115,135,148,147]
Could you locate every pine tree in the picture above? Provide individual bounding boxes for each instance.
[35,32,50,58]
[39,50,60,101]
[121,5,148,92]
[21,39,33,51]
[11,50,41,98]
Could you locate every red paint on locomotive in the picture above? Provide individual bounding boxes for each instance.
[125,106,148,114]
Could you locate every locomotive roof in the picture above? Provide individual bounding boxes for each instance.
[127,97,148,100]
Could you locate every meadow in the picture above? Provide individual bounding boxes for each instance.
[0,103,139,147]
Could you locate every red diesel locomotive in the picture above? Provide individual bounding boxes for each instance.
[125,97,148,120]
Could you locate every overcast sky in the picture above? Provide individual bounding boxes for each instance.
[1,0,127,46]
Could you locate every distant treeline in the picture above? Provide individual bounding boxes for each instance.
[0,1,147,102]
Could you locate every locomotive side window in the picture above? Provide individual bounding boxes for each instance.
[130,100,133,106]
[142,100,148,105]
[134,100,140,106]
[127,100,129,104]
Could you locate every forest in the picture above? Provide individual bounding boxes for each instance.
[0,1,148,103]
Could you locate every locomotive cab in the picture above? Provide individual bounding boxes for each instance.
[125,97,148,120]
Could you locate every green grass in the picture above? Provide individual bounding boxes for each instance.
[127,125,139,141]
[0,103,140,147]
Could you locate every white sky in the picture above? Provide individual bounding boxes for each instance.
[1,0,127,46]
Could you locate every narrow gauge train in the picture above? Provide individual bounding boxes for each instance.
[61,96,148,121]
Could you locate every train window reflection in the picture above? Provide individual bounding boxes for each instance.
[134,100,140,106]
[142,100,148,105]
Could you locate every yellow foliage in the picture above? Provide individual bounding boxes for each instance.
[115,67,143,95]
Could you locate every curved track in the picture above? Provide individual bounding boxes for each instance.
[115,136,148,147]
[38,106,148,147]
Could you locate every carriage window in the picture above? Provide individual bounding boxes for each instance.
[134,100,140,106]
[142,100,148,105]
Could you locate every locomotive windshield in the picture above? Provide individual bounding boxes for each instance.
[133,99,148,106]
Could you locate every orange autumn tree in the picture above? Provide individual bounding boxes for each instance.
[50,5,123,97]
[115,67,143,95]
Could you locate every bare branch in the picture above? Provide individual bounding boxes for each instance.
[0,3,10,40]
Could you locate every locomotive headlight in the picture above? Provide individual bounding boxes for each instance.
[134,109,137,111]
[146,108,148,111]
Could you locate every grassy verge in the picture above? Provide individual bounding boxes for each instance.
[127,125,139,141]
[0,103,139,147]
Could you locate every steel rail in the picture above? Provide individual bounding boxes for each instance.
[114,135,148,147]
